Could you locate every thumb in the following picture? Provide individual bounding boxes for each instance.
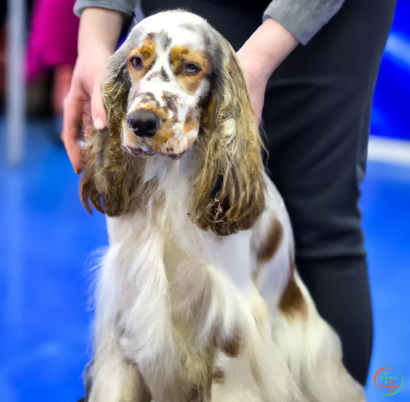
[62,93,87,174]
[91,84,107,130]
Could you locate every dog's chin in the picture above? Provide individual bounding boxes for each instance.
[123,144,189,160]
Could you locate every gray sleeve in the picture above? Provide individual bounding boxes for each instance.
[74,0,138,17]
[263,0,345,45]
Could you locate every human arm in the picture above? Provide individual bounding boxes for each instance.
[237,0,346,122]
[237,18,299,123]
[62,5,133,173]
[74,0,137,18]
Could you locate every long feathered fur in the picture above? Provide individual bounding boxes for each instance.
[80,46,158,217]
[192,40,265,235]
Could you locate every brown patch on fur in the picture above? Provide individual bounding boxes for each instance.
[141,116,179,147]
[278,273,307,318]
[127,37,156,82]
[134,102,169,122]
[252,217,284,285]
[189,388,200,400]
[257,217,284,264]
[222,326,244,358]
[191,38,265,236]
[184,108,199,135]
[212,367,225,384]
[162,92,179,116]
[170,46,211,95]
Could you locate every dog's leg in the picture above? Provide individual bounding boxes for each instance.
[132,260,215,402]
[273,274,366,402]
[87,236,152,402]
[88,329,151,402]
[101,231,215,402]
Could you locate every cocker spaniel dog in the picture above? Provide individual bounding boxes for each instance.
[80,10,366,402]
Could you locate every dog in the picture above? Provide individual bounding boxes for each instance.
[80,10,366,402]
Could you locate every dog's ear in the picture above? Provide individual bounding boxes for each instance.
[101,45,131,138]
[80,45,153,217]
[192,40,265,235]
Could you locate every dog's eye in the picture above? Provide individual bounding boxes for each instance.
[130,56,144,70]
[183,62,202,75]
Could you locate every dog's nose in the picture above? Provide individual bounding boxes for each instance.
[126,109,160,138]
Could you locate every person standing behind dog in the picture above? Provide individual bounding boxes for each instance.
[63,0,396,388]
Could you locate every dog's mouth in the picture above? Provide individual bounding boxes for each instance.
[123,144,155,157]
[123,143,189,160]
[123,128,197,160]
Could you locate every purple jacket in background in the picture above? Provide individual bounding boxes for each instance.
[26,0,79,82]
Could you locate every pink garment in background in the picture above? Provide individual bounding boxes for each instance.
[26,0,79,82]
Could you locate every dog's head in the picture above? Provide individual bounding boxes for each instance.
[81,10,265,235]
[120,13,215,159]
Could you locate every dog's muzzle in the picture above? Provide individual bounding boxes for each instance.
[126,109,161,138]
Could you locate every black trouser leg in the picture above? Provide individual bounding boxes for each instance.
[262,0,396,385]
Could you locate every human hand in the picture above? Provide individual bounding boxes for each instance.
[237,18,299,124]
[62,48,110,173]
[62,8,123,174]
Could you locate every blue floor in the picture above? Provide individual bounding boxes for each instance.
[0,121,409,401]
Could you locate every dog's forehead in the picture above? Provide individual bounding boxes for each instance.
[128,12,212,51]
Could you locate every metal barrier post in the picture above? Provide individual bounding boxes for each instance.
[7,0,26,165]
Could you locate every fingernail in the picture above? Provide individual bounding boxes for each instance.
[94,117,105,130]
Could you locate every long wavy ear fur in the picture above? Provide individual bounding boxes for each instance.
[192,39,265,235]
[80,46,158,216]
